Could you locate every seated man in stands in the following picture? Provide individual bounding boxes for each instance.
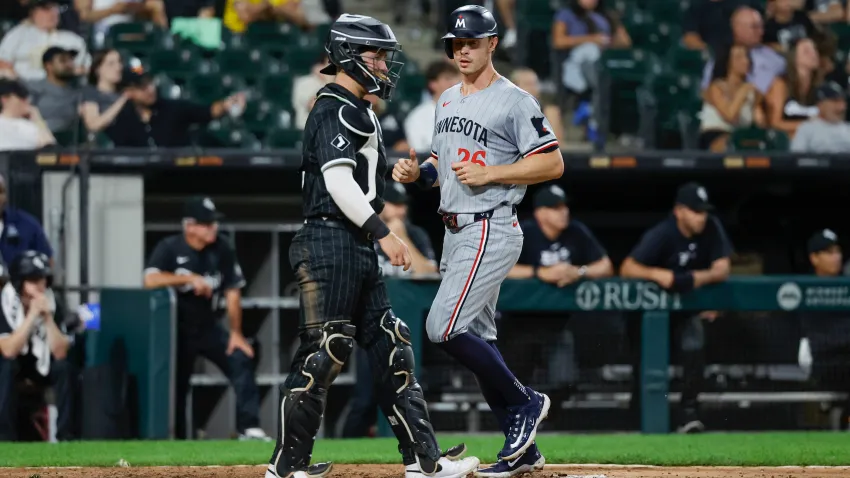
[0,251,76,441]
[790,82,850,152]
[25,47,81,134]
[0,79,56,152]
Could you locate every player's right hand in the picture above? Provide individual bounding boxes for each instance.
[392,148,421,184]
[378,232,412,271]
[191,274,213,298]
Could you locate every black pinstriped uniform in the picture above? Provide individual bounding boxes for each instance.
[286,83,391,389]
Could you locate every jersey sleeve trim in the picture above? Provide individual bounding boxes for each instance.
[430,150,438,160]
[226,279,247,290]
[522,139,559,158]
[143,267,161,275]
[320,158,357,172]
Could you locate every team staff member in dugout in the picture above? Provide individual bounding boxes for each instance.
[144,196,268,441]
[0,174,53,266]
[620,182,733,434]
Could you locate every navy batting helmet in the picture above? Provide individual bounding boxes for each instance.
[10,250,52,292]
[441,5,498,59]
[320,13,405,100]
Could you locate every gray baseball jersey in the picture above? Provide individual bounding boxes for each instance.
[429,77,559,214]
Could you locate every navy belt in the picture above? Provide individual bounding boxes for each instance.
[304,217,375,242]
[440,206,516,232]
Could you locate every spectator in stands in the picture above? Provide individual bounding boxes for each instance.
[510,67,566,146]
[74,0,167,46]
[765,37,822,137]
[376,181,437,277]
[764,0,817,51]
[495,0,517,49]
[0,0,89,81]
[293,53,332,130]
[365,94,409,153]
[0,79,56,152]
[552,0,631,99]
[700,43,767,151]
[0,174,54,266]
[797,229,850,430]
[25,47,82,134]
[803,0,844,24]
[791,81,850,151]
[223,0,309,33]
[702,7,786,95]
[508,185,612,284]
[0,251,76,442]
[165,0,215,23]
[404,61,460,154]
[80,48,128,133]
[621,182,733,434]
[105,66,246,147]
[683,0,762,51]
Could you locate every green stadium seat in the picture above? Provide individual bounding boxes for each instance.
[730,127,790,151]
[245,22,297,48]
[105,22,163,54]
[259,71,294,107]
[643,0,690,24]
[154,74,184,100]
[242,100,289,134]
[187,73,245,104]
[148,48,203,78]
[201,121,262,149]
[599,48,661,135]
[516,0,555,29]
[830,23,850,51]
[217,48,269,78]
[644,72,699,131]
[629,22,682,56]
[265,126,303,149]
[666,45,709,76]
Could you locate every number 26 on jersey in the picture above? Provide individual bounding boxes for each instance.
[457,148,486,166]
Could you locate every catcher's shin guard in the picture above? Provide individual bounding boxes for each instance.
[367,311,441,474]
[269,322,356,478]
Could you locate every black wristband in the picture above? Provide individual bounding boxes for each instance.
[671,272,695,293]
[363,214,390,240]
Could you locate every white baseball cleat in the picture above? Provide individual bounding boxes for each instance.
[265,462,333,478]
[406,456,481,478]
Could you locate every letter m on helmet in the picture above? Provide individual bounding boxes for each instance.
[455,17,466,28]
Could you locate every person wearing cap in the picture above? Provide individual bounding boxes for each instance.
[143,196,269,441]
[621,182,733,434]
[0,78,56,151]
[797,229,850,430]
[0,0,89,82]
[790,81,850,153]
[0,250,76,441]
[105,66,246,147]
[376,181,438,277]
[24,46,82,133]
[0,173,54,267]
[508,184,612,284]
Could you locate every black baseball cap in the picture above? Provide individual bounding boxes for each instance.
[533,184,569,209]
[119,65,152,90]
[30,0,58,10]
[0,79,29,99]
[384,181,409,205]
[183,196,223,224]
[808,229,839,254]
[42,46,78,65]
[675,182,714,212]
[816,82,844,102]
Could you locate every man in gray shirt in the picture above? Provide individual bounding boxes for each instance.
[25,47,82,134]
[791,82,850,153]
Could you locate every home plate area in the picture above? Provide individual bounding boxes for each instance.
[8,465,850,478]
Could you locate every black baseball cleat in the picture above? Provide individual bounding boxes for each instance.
[442,443,468,461]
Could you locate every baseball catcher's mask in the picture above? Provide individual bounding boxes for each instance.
[320,13,405,101]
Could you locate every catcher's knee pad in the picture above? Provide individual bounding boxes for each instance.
[372,311,441,473]
[270,322,355,477]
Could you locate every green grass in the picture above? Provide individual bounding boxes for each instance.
[2,433,849,468]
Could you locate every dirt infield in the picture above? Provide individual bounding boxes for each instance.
[7,465,850,478]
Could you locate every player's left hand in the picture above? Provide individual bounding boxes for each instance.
[227,331,255,358]
[451,161,489,186]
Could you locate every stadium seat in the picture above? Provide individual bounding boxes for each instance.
[187,73,245,104]
[242,100,287,134]
[730,127,790,151]
[830,23,850,51]
[259,70,294,108]
[629,22,682,56]
[154,74,185,100]
[105,22,163,54]
[217,47,269,78]
[666,45,709,77]
[148,49,203,78]
[516,0,556,29]
[265,126,304,149]
[598,48,661,135]
[638,72,700,147]
[643,0,690,24]
[245,22,296,49]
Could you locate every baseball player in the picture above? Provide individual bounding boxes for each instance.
[393,5,564,477]
[265,14,480,478]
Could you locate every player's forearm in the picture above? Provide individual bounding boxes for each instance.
[585,257,614,279]
[0,317,35,359]
[620,258,665,281]
[45,317,71,360]
[323,165,390,238]
[226,290,244,335]
[143,271,193,289]
[692,260,730,288]
[486,150,564,185]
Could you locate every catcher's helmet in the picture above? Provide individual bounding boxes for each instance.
[441,5,498,59]
[10,250,52,292]
[320,13,405,101]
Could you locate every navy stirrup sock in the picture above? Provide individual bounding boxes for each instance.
[438,332,530,406]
